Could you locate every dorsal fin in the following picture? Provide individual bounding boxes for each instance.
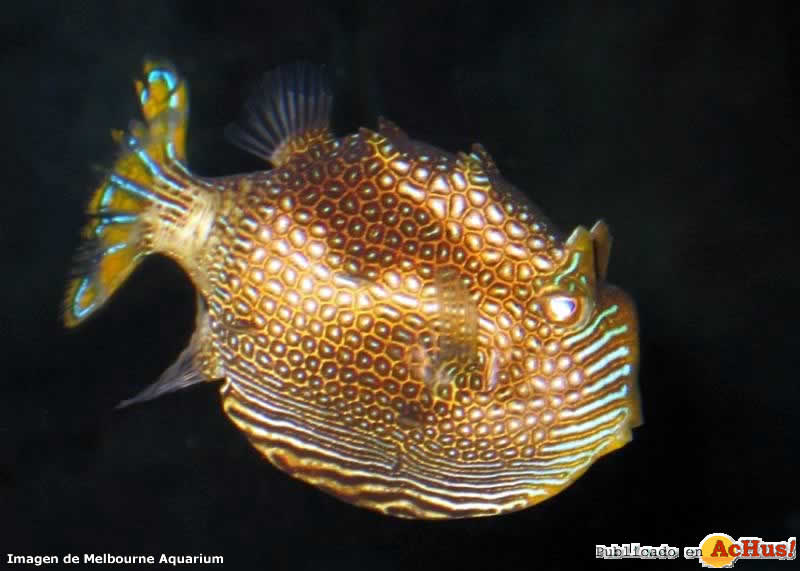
[225,63,334,167]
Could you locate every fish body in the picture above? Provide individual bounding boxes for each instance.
[65,61,641,519]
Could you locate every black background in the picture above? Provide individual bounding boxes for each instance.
[1,2,797,569]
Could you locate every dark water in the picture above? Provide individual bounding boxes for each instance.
[2,2,796,569]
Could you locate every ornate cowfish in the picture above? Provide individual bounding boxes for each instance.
[64,61,641,519]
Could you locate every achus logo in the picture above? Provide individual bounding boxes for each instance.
[696,533,795,568]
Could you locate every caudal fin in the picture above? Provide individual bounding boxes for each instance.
[64,60,191,326]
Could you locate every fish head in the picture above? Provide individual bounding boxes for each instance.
[528,221,641,456]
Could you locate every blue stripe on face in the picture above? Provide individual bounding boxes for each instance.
[563,304,618,348]
[554,252,581,286]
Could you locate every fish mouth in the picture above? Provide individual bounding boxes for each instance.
[595,283,642,431]
[545,282,643,461]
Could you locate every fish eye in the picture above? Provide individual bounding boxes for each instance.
[542,293,593,330]
[547,296,577,321]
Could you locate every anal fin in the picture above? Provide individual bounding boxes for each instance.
[117,297,216,408]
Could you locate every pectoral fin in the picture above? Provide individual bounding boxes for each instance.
[419,269,480,395]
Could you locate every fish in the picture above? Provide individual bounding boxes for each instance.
[64,60,641,519]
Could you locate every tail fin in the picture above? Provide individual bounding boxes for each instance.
[64,60,190,326]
